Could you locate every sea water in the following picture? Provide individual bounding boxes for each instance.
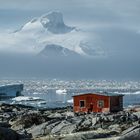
[0,79,140,108]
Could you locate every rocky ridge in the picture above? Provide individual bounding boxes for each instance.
[0,103,140,140]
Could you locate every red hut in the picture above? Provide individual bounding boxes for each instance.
[73,92,124,113]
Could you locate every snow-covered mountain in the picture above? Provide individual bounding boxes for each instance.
[16,11,75,34]
[10,11,104,57]
[0,11,105,58]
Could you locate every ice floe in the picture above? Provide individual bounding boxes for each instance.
[12,96,41,101]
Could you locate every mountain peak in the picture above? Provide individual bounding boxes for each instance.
[17,11,75,34]
[41,11,63,24]
[40,11,75,34]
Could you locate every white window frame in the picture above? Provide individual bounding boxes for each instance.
[98,100,104,108]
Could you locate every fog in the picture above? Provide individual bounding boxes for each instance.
[0,52,139,80]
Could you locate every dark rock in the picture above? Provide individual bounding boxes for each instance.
[17,129,32,139]
[0,127,19,140]
[120,115,127,122]
[0,122,11,128]
[11,113,46,130]
[129,114,138,122]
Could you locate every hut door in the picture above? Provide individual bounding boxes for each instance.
[88,103,93,113]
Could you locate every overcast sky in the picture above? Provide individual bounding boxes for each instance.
[0,0,140,29]
[0,0,140,79]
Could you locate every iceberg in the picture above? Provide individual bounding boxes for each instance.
[56,89,67,95]
[0,84,23,99]
[67,99,73,103]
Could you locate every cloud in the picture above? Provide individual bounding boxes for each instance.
[1,0,140,31]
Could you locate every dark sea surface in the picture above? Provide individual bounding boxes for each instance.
[0,79,140,108]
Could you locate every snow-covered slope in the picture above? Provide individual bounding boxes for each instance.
[0,11,105,57]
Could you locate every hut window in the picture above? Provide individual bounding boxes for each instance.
[98,100,104,108]
[80,100,85,107]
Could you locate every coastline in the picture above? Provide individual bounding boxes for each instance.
[0,103,140,140]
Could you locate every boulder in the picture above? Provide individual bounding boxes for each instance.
[92,117,99,126]
[119,125,140,140]
[109,124,122,133]
[28,122,49,138]
[29,119,61,137]
[69,117,83,125]
[106,115,115,122]
[129,114,138,122]
[47,112,64,119]
[81,119,92,127]
[62,111,74,118]
[133,112,140,119]
[77,118,92,131]
[59,124,77,134]
[51,120,71,134]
